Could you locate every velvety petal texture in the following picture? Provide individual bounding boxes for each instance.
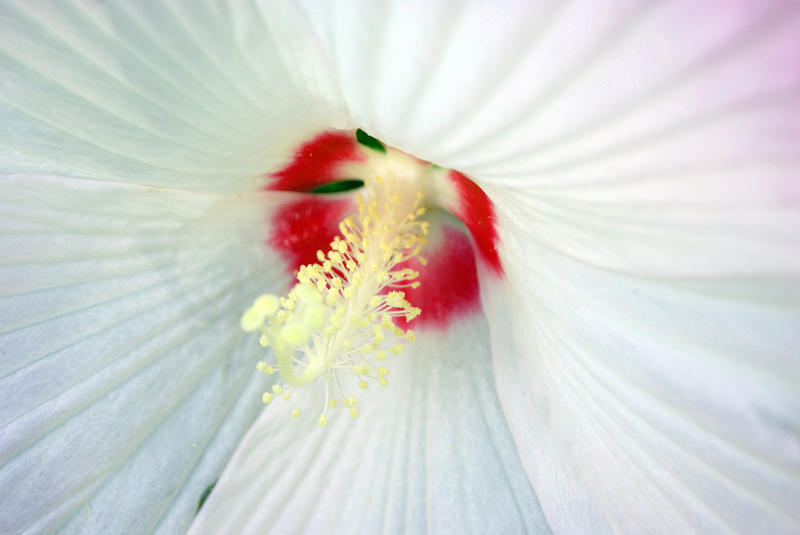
[0,1,350,533]
[304,0,800,532]
[190,314,550,535]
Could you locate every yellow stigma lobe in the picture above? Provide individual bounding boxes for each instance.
[241,176,427,424]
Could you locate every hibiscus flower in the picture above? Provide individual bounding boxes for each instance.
[1,1,798,534]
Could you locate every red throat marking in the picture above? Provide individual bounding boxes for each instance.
[266,130,502,330]
[447,170,503,275]
[269,131,365,192]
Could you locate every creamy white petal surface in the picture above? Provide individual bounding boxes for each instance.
[4,0,800,534]
[190,314,550,535]
[0,1,351,533]
[304,0,800,533]
[0,177,282,534]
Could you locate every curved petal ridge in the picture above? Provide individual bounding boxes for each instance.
[0,174,288,534]
[0,266,242,446]
[373,0,469,143]
[486,236,800,533]
[451,1,797,172]
[190,314,551,535]
[54,339,269,535]
[0,0,349,192]
[486,184,800,277]
[5,0,248,142]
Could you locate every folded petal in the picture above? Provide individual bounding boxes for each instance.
[190,313,550,535]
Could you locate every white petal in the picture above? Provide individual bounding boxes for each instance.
[305,1,800,532]
[190,314,550,534]
[0,0,350,192]
[305,1,800,180]
[0,175,291,534]
[484,249,800,533]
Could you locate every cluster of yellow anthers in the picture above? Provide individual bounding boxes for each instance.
[241,180,428,426]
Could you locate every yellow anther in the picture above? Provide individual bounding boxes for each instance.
[319,414,328,426]
[240,308,262,332]
[280,296,296,310]
[292,409,301,419]
[262,392,273,404]
[253,294,280,316]
[294,284,323,304]
[386,291,406,307]
[242,153,429,420]
[405,330,416,341]
[259,334,270,347]
[283,392,292,401]
[256,362,275,375]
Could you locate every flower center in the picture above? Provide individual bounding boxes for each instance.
[241,173,428,425]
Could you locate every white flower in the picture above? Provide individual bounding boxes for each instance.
[1,1,799,534]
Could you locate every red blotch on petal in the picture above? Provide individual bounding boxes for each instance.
[269,200,481,330]
[447,170,503,274]
[394,224,481,330]
[268,131,365,192]
[268,197,354,275]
